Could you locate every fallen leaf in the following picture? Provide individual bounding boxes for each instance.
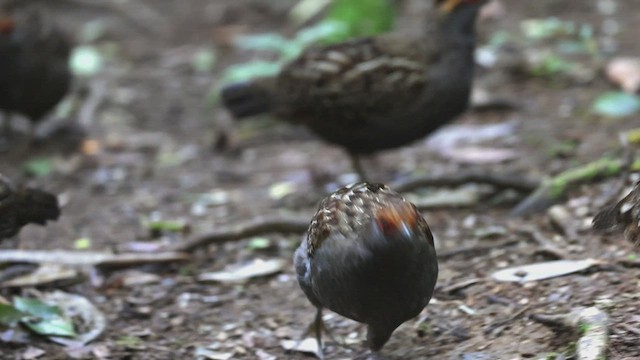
[592,91,640,118]
[194,347,234,360]
[22,346,46,360]
[1,263,79,287]
[438,146,518,164]
[281,338,321,359]
[492,259,600,283]
[606,57,640,93]
[43,291,107,347]
[198,259,285,283]
[13,297,76,337]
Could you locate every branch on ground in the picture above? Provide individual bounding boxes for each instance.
[0,250,189,269]
[512,157,640,217]
[530,307,608,360]
[168,216,311,252]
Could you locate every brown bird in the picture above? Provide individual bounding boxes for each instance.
[294,182,438,359]
[593,180,640,246]
[0,6,72,144]
[0,173,60,241]
[222,0,487,178]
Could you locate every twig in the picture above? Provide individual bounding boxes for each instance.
[393,173,539,193]
[437,239,519,260]
[484,305,531,335]
[0,250,189,268]
[78,79,108,127]
[512,157,640,217]
[620,323,640,336]
[168,216,311,252]
[437,278,483,295]
[530,307,608,360]
[516,226,569,259]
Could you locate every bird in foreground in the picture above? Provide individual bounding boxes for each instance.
[0,6,72,146]
[222,0,487,178]
[593,180,640,246]
[294,182,438,359]
[0,173,61,241]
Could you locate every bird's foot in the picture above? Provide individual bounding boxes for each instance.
[293,308,350,360]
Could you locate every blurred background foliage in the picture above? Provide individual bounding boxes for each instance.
[210,0,395,100]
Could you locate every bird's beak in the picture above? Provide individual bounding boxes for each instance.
[438,0,462,14]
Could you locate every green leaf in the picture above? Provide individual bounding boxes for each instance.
[192,47,217,73]
[292,20,348,54]
[144,220,187,233]
[235,33,290,53]
[23,158,53,177]
[521,17,575,41]
[70,45,104,77]
[74,237,92,250]
[592,92,640,118]
[23,316,76,337]
[324,0,395,43]
[247,237,271,250]
[530,54,576,77]
[14,297,63,318]
[13,297,75,337]
[0,304,24,326]
[221,61,282,84]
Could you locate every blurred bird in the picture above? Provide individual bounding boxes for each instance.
[0,173,60,241]
[593,180,640,246]
[222,0,487,178]
[0,6,72,145]
[294,182,438,359]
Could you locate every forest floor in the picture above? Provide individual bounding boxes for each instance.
[0,0,639,359]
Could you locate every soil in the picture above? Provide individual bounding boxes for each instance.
[1,0,639,359]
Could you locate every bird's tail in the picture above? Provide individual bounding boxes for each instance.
[220,79,274,118]
[19,188,61,225]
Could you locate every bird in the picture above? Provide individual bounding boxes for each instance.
[593,180,640,246]
[0,173,61,241]
[0,6,72,145]
[221,0,487,178]
[294,182,438,359]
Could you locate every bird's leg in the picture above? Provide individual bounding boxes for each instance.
[313,307,325,359]
[26,121,38,147]
[0,112,12,151]
[294,307,350,359]
[350,153,368,181]
[294,308,325,360]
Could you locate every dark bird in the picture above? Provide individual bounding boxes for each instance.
[294,182,438,359]
[0,6,72,143]
[222,0,487,178]
[593,180,640,246]
[0,173,60,240]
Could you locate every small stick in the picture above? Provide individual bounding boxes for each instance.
[169,216,310,252]
[530,307,608,360]
[437,239,519,260]
[0,250,189,268]
[393,173,539,193]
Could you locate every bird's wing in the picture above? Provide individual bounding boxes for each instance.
[593,181,640,245]
[277,34,431,122]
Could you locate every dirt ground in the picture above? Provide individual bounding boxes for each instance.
[1,0,639,359]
